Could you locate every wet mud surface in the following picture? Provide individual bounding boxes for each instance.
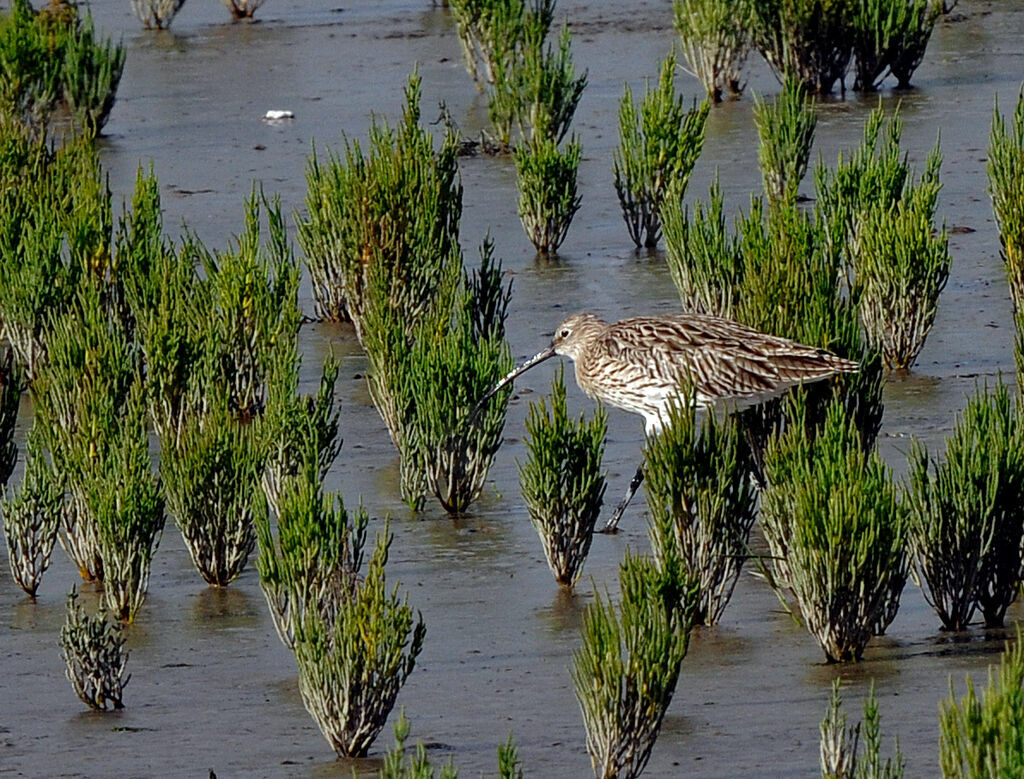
[3,0,1024,776]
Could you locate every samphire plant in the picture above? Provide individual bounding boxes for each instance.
[363,238,513,514]
[750,0,853,95]
[514,133,582,255]
[754,77,817,206]
[0,127,109,379]
[380,712,524,778]
[853,164,949,371]
[0,348,20,487]
[261,346,342,520]
[663,180,885,451]
[160,395,264,587]
[613,52,710,249]
[815,102,947,372]
[130,0,187,30]
[645,394,758,626]
[222,0,267,21]
[851,0,941,91]
[940,628,1024,777]
[32,283,139,584]
[256,458,366,650]
[151,194,299,587]
[0,0,125,134]
[518,366,606,588]
[673,0,751,103]
[988,88,1024,314]
[905,381,1024,630]
[988,89,1024,391]
[85,383,165,623]
[489,19,587,149]
[762,396,908,662]
[820,679,904,779]
[448,0,553,86]
[291,525,425,757]
[60,588,130,711]
[750,0,942,95]
[257,407,424,758]
[2,424,62,598]
[298,72,461,331]
[187,191,302,423]
[572,552,692,779]
[449,0,585,151]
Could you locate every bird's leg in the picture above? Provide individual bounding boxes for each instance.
[600,463,645,534]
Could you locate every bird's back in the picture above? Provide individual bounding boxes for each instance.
[573,313,858,414]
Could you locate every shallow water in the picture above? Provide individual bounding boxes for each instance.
[2,0,1024,776]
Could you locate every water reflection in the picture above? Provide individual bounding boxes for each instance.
[190,585,261,632]
[536,586,587,636]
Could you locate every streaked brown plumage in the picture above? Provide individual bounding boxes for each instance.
[479,311,859,531]
[550,312,858,433]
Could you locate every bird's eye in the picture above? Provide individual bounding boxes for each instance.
[560,328,570,338]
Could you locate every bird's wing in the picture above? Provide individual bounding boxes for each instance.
[606,314,853,402]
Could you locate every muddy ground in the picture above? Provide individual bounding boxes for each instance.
[2,0,1024,776]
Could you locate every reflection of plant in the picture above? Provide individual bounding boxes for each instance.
[762,397,907,662]
[673,0,751,102]
[645,396,758,626]
[572,553,691,779]
[298,72,461,331]
[940,628,1024,777]
[614,53,709,249]
[519,366,606,587]
[820,679,903,778]
[60,588,130,711]
[130,0,187,30]
[754,77,816,205]
[2,425,62,598]
[906,382,1024,630]
[514,134,581,255]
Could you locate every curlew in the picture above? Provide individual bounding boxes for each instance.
[479,312,859,532]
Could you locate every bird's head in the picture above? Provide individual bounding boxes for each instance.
[551,312,603,361]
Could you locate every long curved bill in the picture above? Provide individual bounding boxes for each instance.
[473,346,556,414]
